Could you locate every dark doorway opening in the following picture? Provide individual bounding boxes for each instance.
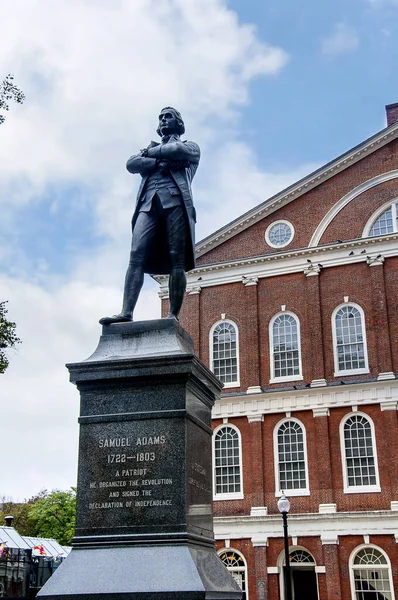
[291,568,318,600]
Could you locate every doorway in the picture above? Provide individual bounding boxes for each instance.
[291,567,318,600]
[280,548,319,600]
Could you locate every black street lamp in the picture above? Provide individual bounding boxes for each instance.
[278,493,292,600]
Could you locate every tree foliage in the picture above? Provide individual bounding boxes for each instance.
[0,491,47,536]
[0,489,76,546]
[0,500,35,536]
[0,301,21,374]
[0,74,25,124]
[27,489,76,546]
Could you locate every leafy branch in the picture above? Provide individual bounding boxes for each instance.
[0,74,25,125]
[0,301,21,374]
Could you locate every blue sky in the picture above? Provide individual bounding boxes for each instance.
[0,0,397,499]
[232,0,398,162]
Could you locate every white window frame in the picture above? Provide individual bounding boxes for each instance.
[265,220,295,249]
[331,303,369,377]
[269,311,303,383]
[339,412,381,494]
[213,423,244,501]
[349,544,395,600]
[273,417,310,497]
[363,199,398,237]
[210,319,240,388]
[218,548,248,600]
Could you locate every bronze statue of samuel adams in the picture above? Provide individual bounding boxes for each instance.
[100,108,200,325]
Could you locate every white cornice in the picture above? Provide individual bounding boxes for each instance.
[212,379,398,420]
[214,509,398,541]
[157,236,398,292]
[155,236,398,290]
[196,122,398,258]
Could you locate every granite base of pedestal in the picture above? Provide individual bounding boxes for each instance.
[37,545,240,600]
[37,319,241,600]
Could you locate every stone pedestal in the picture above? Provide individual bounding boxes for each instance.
[38,319,241,600]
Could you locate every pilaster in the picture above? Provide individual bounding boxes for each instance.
[158,289,169,318]
[242,276,261,392]
[304,267,326,385]
[253,544,268,600]
[186,285,201,354]
[247,415,266,510]
[322,541,342,600]
[313,412,334,504]
[367,255,394,376]
[380,406,398,497]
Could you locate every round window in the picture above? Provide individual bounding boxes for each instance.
[265,220,294,248]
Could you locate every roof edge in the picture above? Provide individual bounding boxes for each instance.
[196,120,398,258]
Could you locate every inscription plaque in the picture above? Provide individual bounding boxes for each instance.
[76,418,187,535]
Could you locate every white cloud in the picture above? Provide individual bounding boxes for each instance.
[321,23,360,55]
[0,274,160,501]
[0,0,301,500]
[195,142,318,239]
[0,0,288,191]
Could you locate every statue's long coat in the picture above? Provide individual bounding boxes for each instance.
[126,139,200,275]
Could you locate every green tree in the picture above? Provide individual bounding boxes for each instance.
[0,74,25,124]
[0,492,46,536]
[28,489,76,546]
[0,301,21,374]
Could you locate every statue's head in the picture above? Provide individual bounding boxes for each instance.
[157,107,185,137]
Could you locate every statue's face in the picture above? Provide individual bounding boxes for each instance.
[158,110,179,136]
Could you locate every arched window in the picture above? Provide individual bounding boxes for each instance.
[274,419,309,495]
[213,424,243,500]
[332,304,369,375]
[350,545,394,600]
[210,320,240,387]
[290,549,315,564]
[363,201,398,238]
[218,549,248,600]
[340,413,380,493]
[269,313,303,383]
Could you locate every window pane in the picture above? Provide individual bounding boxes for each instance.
[290,550,314,564]
[215,427,241,494]
[352,548,392,600]
[213,323,238,384]
[272,315,301,378]
[344,416,377,487]
[335,306,366,372]
[268,222,293,246]
[278,421,307,490]
[369,207,394,237]
[219,551,247,600]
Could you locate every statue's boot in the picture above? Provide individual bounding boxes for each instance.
[99,313,133,325]
[166,312,179,321]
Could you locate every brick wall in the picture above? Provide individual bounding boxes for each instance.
[386,103,398,126]
[213,403,397,515]
[177,258,398,392]
[320,177,398,245]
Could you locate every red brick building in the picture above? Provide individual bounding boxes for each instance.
[159,103,398,600]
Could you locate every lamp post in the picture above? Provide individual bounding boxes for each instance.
[278,493,292,600]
